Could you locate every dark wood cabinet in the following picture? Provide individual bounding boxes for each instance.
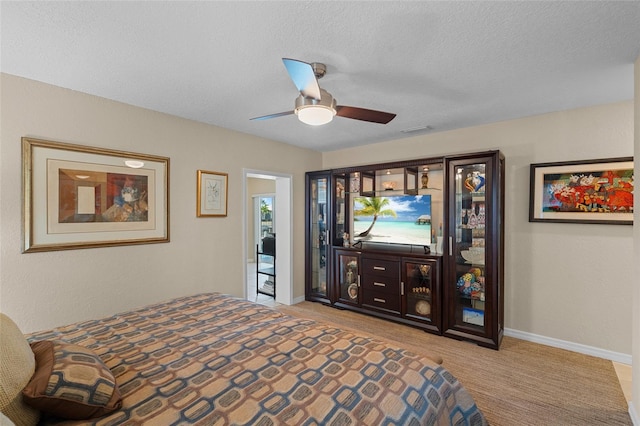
[443,151,504,349]
[305,150,504,348]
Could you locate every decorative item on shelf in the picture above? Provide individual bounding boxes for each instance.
[336,181,345,198]
[461,247,484,264]
[348,283,358,299]
[415,300,431,316]
[350,173,360,193]
[421,169,429,189]
[382,181,397,190]
[471,171,486,192]
[468,204,478,228]
[478,204,486,227]
[343,232,350,247]
[462,209,469,226]
[462,308,484,326]
[456,267,484,298]
[419,264,430,277]
[464,173,475,192]
[346,268,354,284]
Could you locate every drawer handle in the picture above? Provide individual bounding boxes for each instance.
[373,266,386,271]
[374,297,386,303]
[373,282,386,287]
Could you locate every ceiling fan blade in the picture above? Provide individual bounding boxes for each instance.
[250,110,294,121]
[335,105,396,124]
[282,58,321,100]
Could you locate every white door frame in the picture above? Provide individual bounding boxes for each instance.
[243,169,293,305]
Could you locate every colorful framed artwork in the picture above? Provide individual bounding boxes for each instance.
[529,157,633,224]
[196,170,228,217]
[22,137,170,252]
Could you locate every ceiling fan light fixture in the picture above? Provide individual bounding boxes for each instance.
[297,105,335,126]
[294,88,337,126]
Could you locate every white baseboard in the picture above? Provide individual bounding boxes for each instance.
[504,328,632,364]
[629,401,639,425]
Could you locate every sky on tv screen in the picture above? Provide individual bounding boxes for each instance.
[353,195,432,245]
[354,195,431,221]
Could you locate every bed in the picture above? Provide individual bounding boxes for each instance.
[2,293,486,425]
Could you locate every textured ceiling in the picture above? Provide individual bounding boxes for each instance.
[2,1,640,152]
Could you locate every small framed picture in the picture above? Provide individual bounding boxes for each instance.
[197,170,228,217]
[529,157,633,225]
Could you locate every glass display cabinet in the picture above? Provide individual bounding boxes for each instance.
[444,151,504,349]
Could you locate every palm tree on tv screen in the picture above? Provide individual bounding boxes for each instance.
[354,197,397,237]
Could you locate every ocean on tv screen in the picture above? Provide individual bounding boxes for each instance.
[353,195,432,246]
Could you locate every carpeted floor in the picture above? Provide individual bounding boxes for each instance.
[276,301,631,426]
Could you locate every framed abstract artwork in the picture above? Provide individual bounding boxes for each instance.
[529,157,633,224]
[22,137,170,252]
[196,170,228,217]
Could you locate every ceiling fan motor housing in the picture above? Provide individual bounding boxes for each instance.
[294,88,337,125]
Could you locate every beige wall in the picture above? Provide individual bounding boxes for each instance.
[0,73,635,358]
[324,102,635,356]
[0,74,321,333]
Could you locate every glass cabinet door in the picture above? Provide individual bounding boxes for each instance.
[308,173,330,300]
[451,160,489,330]
[336,250,360,305]
[334,174,346,246]
[403,259,436,323]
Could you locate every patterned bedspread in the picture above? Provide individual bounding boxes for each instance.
[28,293,486,425]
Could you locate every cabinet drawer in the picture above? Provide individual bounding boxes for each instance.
[362,258,399,278]
[362,276,399,295]
[362,291,400,314]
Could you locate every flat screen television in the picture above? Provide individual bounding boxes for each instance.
[352,195,432,247]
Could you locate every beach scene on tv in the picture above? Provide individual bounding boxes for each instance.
[352,195,432,246]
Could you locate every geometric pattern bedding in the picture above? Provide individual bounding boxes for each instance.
[27,293,487,425]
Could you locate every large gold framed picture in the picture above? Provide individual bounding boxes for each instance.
[22,137,170,252]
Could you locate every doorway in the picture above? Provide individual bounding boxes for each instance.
[243,169,293,306]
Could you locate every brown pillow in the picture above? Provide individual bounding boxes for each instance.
[22,341,122,419]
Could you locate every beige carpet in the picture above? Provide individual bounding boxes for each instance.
[277,302,631,426]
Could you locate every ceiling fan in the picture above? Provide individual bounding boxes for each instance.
[250,58,396,126]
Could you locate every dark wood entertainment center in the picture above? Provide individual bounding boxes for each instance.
[305,150,505,349]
